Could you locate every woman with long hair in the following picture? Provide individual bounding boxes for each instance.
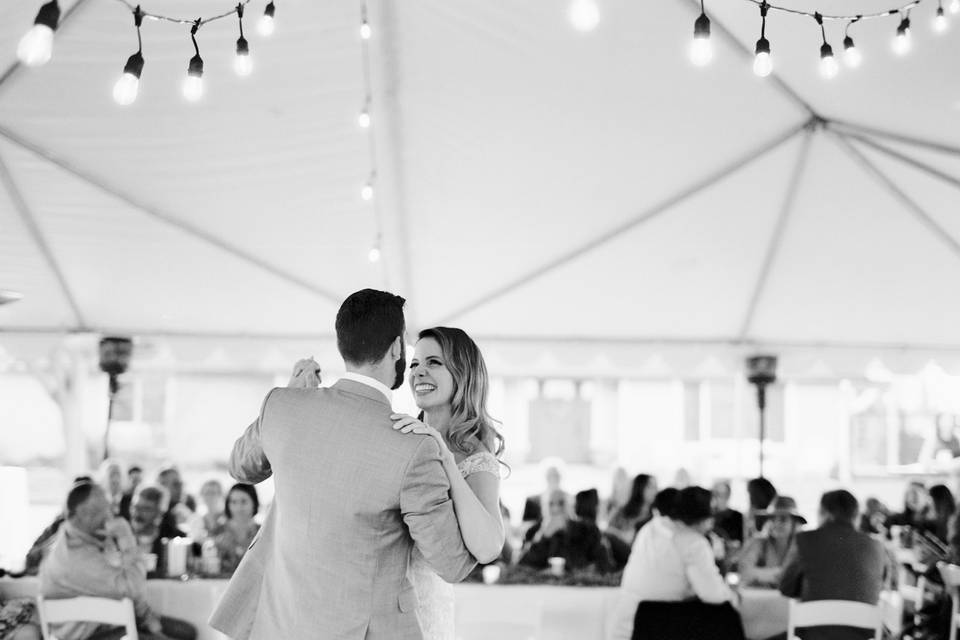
[391,326,505,640]
[608,474,658,544]
[214,483,261,575]
[926,484,956,543]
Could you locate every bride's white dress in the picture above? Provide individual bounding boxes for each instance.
[409,450,501,640]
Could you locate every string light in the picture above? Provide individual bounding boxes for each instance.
[361,179,374,201]
[17,0,60,67]
[893,12,912,55]
[568,0,601,32]
[234,4,252,76]
[358,100,371,129]
[753,3,773,77]
[182,20,204,102]
[690,0,713,67]
[368,242,382,263]
[814,13,839,79]
[258,1,276,37]
[360,5,372,40]
[933,2,949,32]
[359,1,384,266]
[843,19,863,68]
[113,6,145,106]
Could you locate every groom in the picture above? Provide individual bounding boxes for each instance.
[210,289,476,639]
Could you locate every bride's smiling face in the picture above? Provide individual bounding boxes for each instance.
[409,337,455,411]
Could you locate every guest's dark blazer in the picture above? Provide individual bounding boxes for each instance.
[714,509,744,543]
[522,494,543,523]
[780,521,886,640]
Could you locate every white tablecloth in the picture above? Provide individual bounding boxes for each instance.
[2,578,789,640]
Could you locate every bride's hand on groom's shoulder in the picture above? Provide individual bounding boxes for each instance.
[287,358,321,389]
[391,414,449,453]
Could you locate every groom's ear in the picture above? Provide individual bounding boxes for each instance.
[391,336,403,360]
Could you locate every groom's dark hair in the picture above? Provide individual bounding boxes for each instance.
[336,289,406,365]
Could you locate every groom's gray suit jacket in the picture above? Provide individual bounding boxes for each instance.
[209,379,476,639]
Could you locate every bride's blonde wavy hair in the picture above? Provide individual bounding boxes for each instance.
[418,327,505,459]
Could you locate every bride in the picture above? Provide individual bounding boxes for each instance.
[390,326,506,640]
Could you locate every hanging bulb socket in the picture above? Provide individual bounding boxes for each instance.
[694,12,711,39]
[188,53,204,78]
[264,1,276,20]
[843,35,855,50]
[236,36,249,57]
[819,42,834,59]
[34,0,61,31]
[123,51,145,79]
[897,16,911,36]
[755,36,771,56]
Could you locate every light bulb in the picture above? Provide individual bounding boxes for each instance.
[690,13,712,67]
[819,46,839,79]
[893,20,912,55]
[360,21,372,40]
[361,184,374,201]
[753,38,772,77]
[113,73,139,106]
[934,8,949,33]
[258,2,276,37]
[234,37,252,76]
[843,36,862,68]
[183,53,204,102]
[368,246,381,263]
[568,0,600,32]
[17,24,55,67]
[952,0,960,15]
[358,110,371,128]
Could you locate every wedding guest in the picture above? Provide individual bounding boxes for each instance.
[520,490,613,573]
[129,485,186,568]
[859,498,889,536]
[522,458,572,527]
[39,482,197,640]
[157,467,196,530]
[24,476,94,575]
[119,465,143,520]
[577,488,631,570]
[98,460,126,517]
[779,490,886,640]
[745,477,778,536]
[925,484,955,544]
[739,496,804,588]
[214,484,261,575]
[608,474,658,545]
[712,480,744,543]
[189,480,226,542]
[604,467,632,523]
[609,486,734,640]
[885,481,929,530]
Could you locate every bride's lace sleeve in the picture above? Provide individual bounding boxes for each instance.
[458,451,501,479]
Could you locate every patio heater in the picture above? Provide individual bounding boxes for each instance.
[99,337,133,461]
[746,354,778,478]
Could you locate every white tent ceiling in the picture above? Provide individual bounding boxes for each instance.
[1,0,960,372]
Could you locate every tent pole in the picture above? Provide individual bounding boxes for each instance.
[0,0,93,97]
[0,124,343,307]
[829,120,960,157]
[739,126,815,341]
[0,151,87,328]
[830,131,960,264]
[438,118,812,325]
[841,132,960,193]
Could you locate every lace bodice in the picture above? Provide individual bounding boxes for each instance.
[456,450,500,479]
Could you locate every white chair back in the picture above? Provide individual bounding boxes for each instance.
[938,562,960,640]
[37,595,139,640]
[787,599,881,640]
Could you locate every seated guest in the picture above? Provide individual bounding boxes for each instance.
[604,467,632,524]
[609,487,735,640]
[520,490,613,573]
[190,480,226,541]
[522,458,572,528]
[885,481,929,530]
[577,488,631,570]
[98,459,126,517]
[738,496,804,588]
[119,465,143,521]
[24,477,93,575]
[858,498,889,536]
[157,467,196,531]
[779,490,886,640]
[924,484,955,544]
[39,482,196,640]
[608,474,658,545]
[712,480,744,544]
[745,477,777,537]
[130,485,186,566]
[214,484,261,575]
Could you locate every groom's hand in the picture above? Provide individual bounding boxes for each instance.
[288,358,321,388]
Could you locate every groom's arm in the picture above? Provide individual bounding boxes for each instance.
[229,388,279,484]
[400,437,477,583]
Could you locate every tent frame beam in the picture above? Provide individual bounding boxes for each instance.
[830,130,960,265]
[830,120,960,157]
[839,131,960,193]
[739,125,815,341]
[0,124,343,307]
[0,151,87,328]
[439,117,813,324]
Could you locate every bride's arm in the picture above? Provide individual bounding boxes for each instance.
[394,415,505,564]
